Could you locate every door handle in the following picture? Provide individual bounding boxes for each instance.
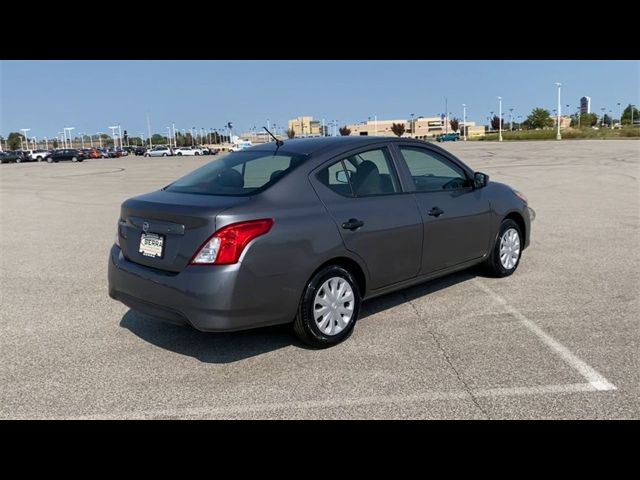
[342,218,365,231]
[428,207,444,217]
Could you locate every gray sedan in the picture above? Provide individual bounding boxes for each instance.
[108,137,533,347]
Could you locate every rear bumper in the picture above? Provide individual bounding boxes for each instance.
[107,245,296,332]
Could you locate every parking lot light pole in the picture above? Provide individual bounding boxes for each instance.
[65,127,75,148]
[166,127,172,148]
[509,108,514,131]
[498,97,503,142]
[20,128,31,150]
[44,137,49,150]
[555,82,562,140]
[600,107,606,127]
[462,104,467,141]
[117,124,123,149]
[617,102,621,128]
[108,126,118,149]
[97,132,103,148]
[80,133,85,149]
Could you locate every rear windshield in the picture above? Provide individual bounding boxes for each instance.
[165,150,308,196]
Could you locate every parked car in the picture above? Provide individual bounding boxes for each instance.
[109,137,534,347]
[437,132,460,142]
[144,146,173,157]
[174,147,203,156]
[44,149,87,163]
[88,148,103,159]
[10,150,33,163]
[0,151,22,164]
[134,146,148,156]
[24,149,50,161]
[229,140,253,152]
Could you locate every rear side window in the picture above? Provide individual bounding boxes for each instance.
[166,150,307,196]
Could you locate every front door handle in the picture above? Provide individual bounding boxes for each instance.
[342,218,365,231]
[428,207,444,217]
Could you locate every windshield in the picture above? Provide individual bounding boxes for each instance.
[165,150,308,196]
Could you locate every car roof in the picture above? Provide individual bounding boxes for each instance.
[248,136,430,156]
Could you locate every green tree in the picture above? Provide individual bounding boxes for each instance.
[339,126,351,136]
[621,104,640,126]
[7,132,25,150]
[526,108,554,129]
[151,134,167,144]
[52,139,59,149]
[449,118,460,132]
[490,115,502,131]
[390,123,405,137]
[603,114,612,127]
[287,128,296,139]
[579,113,598,127]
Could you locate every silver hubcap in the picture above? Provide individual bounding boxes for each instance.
[499,228,520,269]
[314,277,354,336]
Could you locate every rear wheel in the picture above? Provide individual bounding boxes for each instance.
[71,156,78,162]
[162,153,167,157]
[47,157,53,163]
[293,265,361,348]
[37,156,42,162]
[177,152,182,156]
[16,157,21,163]
[483,219,522,277]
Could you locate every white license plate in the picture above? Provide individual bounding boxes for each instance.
[139,233,164,258]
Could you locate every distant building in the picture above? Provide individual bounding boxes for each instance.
[552,116,572,129]
[346,117,485,139]
[580,96,591,114]
[288,116,322,137]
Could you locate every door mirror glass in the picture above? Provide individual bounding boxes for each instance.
[335,170,352,184]
[474,172,489,189]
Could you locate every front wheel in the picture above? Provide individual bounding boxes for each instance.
[16,157,21,163]
[162,153,167,157]
[37,156,43,162]
[293,265,361,348]
[47,157,53,163]
[71,156,78,162]
[483,219,522,277]
[177,152,182,156]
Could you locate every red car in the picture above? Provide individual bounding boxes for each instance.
[88,149,104,159]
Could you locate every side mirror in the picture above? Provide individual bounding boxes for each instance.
[335,170,352,184]
[474,172,489,189]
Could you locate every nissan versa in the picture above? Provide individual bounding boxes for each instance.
[108,137,534,347]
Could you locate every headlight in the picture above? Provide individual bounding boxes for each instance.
[513,189,528,204]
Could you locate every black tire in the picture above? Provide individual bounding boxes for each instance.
[46,157,53,163]
[177,152,182,156]
[195,152,200,156]
[162,153,167,157]
[16,157,21,163]
[71,156,78,162]
[293,265,361,348]
[483,219,523,278]
[37,156,42,162]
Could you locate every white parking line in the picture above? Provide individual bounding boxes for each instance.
[473,279,617,391]
[39,383,598,419]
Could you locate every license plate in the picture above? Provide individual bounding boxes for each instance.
[139,233,164,258]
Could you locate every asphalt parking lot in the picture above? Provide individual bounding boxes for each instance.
[1,140,638,419]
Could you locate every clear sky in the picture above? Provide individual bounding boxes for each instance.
[1,60,638,139]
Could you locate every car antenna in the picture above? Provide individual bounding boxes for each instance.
[263,126,283,147]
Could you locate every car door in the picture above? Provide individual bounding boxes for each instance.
[311,145,423,291]
[394,144,493,274]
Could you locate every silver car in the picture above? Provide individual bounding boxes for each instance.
[109,137,533,347]
[144,146,173,157]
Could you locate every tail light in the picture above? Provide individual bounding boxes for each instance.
[190,219,274,265]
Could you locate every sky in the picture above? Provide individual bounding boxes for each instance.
[1,60,638,139]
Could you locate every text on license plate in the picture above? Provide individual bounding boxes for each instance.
[139,233,164,258]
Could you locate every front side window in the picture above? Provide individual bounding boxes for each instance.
[166,150,307,196]
[317,147,400,197]
[400,147,469,191]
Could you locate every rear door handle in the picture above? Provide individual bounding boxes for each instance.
[428,207,444,217]
[342,218,365,230]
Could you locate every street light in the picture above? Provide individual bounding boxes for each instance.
[20,128,31,150]
[44,136,49,150]
[498,97,503,142]
[410,113,415,138]
[64,127,75,148]
[462,104,467,141]
[108,126,118,149]
[79,133,85,149]
[601,107,606,127]
[97,132,103,149]
[555,82,562,140]
[509,108,514,131]
[166,127,172,147]
[617,102,621,128]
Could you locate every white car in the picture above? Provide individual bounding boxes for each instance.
[144,146,173,157]
[174,147,203,156]
[25,149,51,161]
[229,141,253,152]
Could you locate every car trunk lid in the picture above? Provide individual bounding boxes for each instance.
[118,190,248,272]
